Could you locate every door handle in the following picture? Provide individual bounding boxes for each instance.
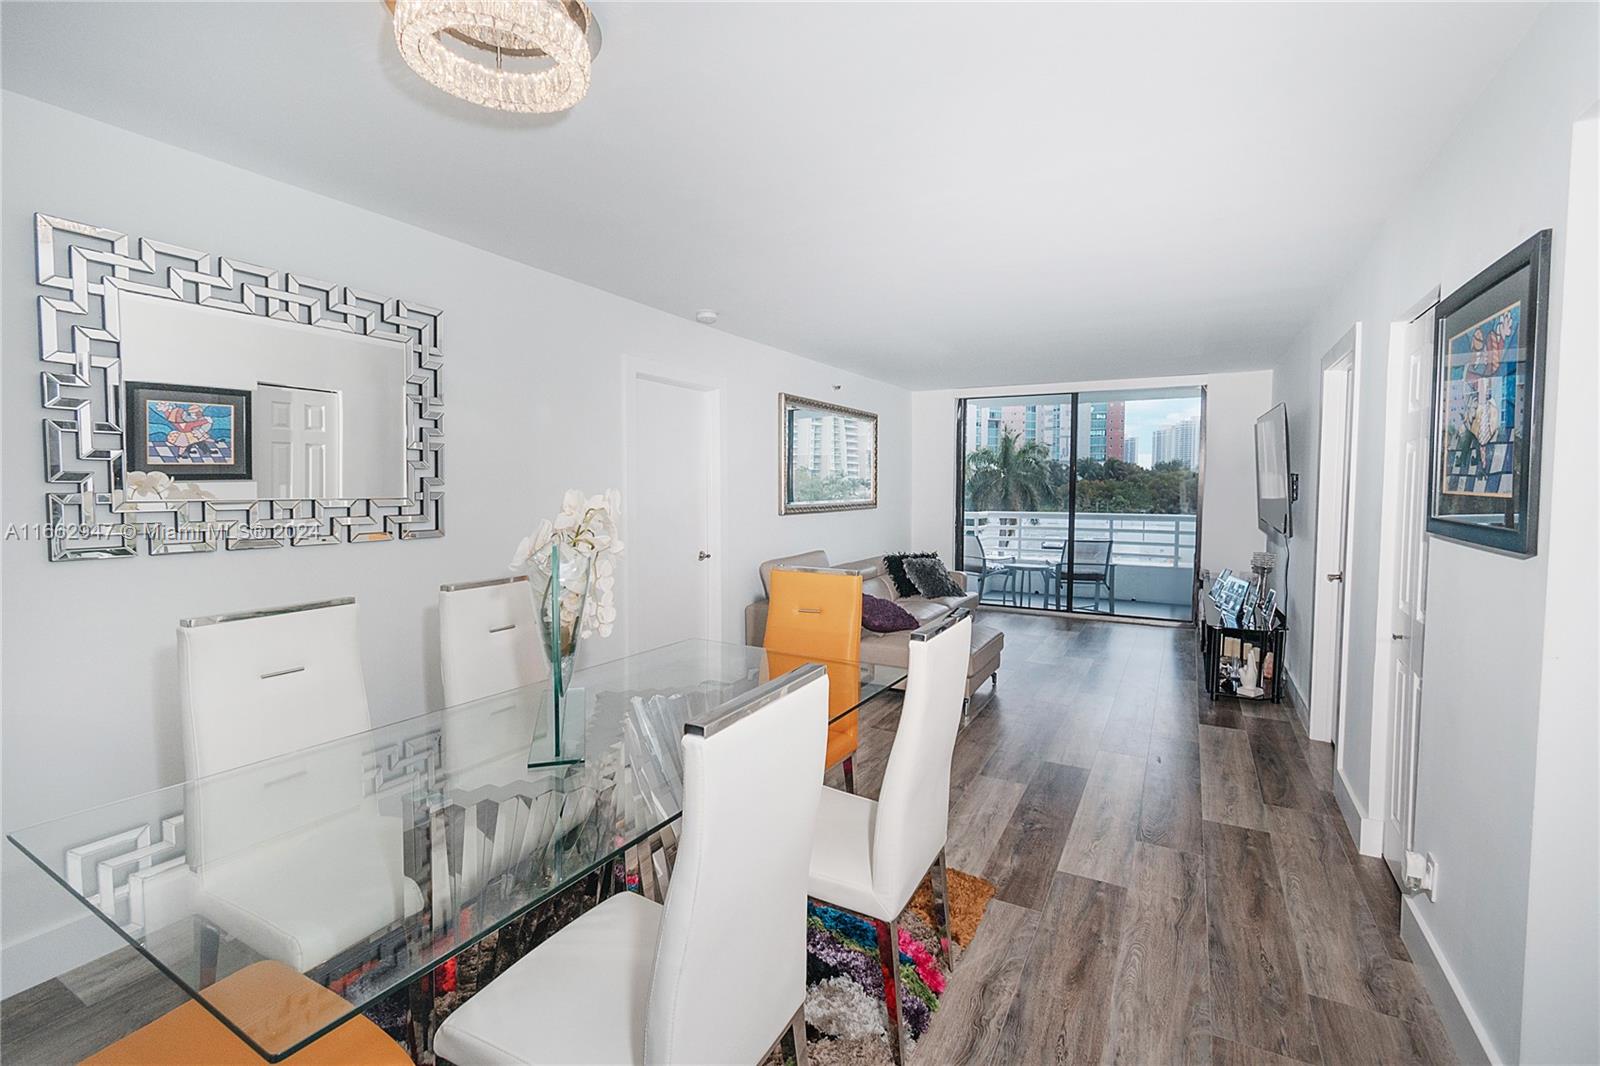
[1325,573,1344,583]
[1391,633,1406,640]
[697,551,712,561]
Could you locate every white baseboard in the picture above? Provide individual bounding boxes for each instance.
[1284,672,1311,733]
[1334,765,1383,856]
[1401,900,1503,1065]
[0,911,113,998]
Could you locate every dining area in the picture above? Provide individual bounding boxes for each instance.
[3,207,984,1066]
[6,573,975,1065]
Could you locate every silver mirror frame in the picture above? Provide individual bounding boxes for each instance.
[777,392,879,515]
[34,213,444,561]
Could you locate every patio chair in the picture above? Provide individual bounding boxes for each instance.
[963,532,1010,603]
[1055,537,1116,613]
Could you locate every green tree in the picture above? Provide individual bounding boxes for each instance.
[965,431,1054,511]
[966,434,1198,515]
[791,467,868,503]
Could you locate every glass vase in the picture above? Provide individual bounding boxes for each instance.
[529,542,589,768]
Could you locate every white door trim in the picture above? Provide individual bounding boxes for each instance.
[1309,325,1360,745]
[621,358,725,651]
[1370,289,1439,868]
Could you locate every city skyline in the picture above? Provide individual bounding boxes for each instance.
[1151,415,1200,469]
[965,394,1202,470]
[791,410,874,483]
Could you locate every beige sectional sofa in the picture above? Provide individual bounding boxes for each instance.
[744,550,1005,711]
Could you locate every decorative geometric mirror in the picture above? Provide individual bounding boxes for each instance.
[34,214,443,561]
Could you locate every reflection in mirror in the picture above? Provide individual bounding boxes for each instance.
[779,393,879,514]
[117,293,410,502]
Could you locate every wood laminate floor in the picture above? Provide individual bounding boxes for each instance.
[840,610,1457,1066]
[4,611,1454,1065]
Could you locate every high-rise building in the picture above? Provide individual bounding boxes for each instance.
[1041,403,1070,461]
[1085,401,1127,462]
[1122,436,1139,464]
[1105,402,1126,462]
[967,401,1071,460]
[966,404,1003,450]
[793,411,874,482]
[1152,416,1201,469]
[1000,405,1029,442]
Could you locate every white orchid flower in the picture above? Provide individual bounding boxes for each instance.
[509,534,536,572]
[166,482,216,501]
[520,488,626,645]
[126,471,174,500]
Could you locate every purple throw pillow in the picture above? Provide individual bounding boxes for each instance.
[861,593,919,633]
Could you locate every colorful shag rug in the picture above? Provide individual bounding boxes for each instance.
[782,866,996,1066]
[368,863,996,1066]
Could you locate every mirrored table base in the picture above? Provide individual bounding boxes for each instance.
[8,640,908,1061]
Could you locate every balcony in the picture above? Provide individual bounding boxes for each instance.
[961,510,1198,620]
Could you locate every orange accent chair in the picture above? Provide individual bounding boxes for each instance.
[82,960,410,1066]
[763,567,863,791]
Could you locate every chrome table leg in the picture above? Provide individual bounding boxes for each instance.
[931,850,953,969]
[595,853,626,902]
[789,1003,809,1066]
[874,917,905,1065]
[402,793,449,1062]
[196,918,221,987]
[407,966,436,1062]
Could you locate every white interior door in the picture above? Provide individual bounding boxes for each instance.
[1309,341,1356,743]
[257,384,342,498]
[1382,306,1435,883]
[627,373,718,651]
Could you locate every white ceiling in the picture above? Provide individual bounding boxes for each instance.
[2,2,1543,389]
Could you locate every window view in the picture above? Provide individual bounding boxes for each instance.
[959,387,1202,621]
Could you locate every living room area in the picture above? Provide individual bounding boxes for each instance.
[2,4,1595,1066]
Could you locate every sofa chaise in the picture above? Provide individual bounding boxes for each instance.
[744,550,1004,714]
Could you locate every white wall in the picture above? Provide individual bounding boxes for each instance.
[910,370,1274,581]
[1518,108,1599,1066]
[1267,4,1598,1060]
[0,92,912,992]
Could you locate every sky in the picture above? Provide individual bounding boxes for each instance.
[1117,397,1204,467]
[967,391,1204,467]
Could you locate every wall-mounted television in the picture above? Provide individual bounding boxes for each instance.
[1255,403,1292,537]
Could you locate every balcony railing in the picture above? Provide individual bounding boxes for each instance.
[962,510,1197,569]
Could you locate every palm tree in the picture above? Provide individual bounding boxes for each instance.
[966,430,1055,511]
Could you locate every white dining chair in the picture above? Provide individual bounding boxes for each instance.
[177,597,423,972]
[433,664,829,1066]
[439,575,545,706]
[437,576,558,906]
[805,608,972,1064]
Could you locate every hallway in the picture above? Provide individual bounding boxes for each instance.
[840,611,1457,1065]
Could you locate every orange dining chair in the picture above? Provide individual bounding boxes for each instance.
[763,566,863,791]
[81,961,409,1065]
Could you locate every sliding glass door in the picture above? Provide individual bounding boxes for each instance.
[958,387,1203,622]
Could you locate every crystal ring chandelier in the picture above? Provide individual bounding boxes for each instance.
[391,1,601,114]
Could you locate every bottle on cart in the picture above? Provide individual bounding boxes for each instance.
[1237,646,1264,698]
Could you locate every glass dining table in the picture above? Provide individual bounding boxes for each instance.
[6,640,907,1063]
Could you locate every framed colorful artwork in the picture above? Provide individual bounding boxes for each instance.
[125,381,253,481]
[1427,230,1551,557]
